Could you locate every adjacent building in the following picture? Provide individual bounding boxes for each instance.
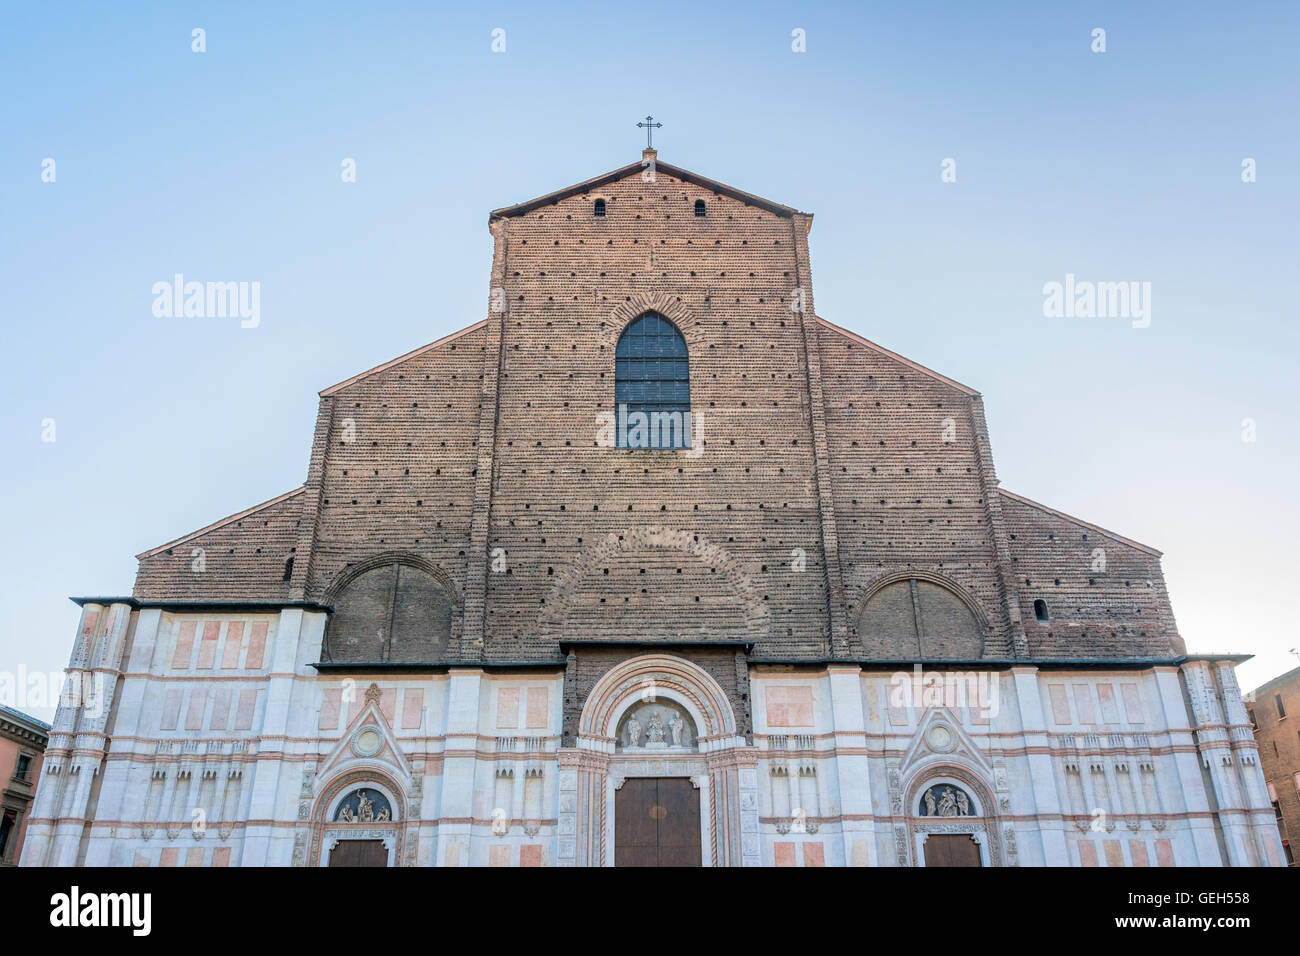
[1,703,49,866]
[1247,665,1300,865]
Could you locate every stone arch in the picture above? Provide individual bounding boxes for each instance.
[900,762,1002,867]
[535,526,771,642]
[308,767,408,867]
[313,766,407,822]
[322,550,458,605]
[320,777,402,824]
[558,653,760,867]
[852,569,989,659]
[579,653,739,748]
[913,779,985,818]
[599,293,705,353]
[321,551,460,662]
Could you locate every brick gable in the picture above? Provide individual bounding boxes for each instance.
[129,155,1181,662]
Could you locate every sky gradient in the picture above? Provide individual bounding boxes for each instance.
[2,1,1297,720]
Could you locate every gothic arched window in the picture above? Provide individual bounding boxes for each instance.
[594,198,606,217]
[614,312,691,449]
[326,561,452,663]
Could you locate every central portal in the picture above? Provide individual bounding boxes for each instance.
[615,777,701,867]
[923,834,982,867]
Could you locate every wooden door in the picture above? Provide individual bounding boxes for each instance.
[615,777,701,867]
[923,833,982,867]
[328,839,389,867]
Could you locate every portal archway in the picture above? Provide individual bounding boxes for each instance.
[309,770,405,867]
[903,768,1001,867]
[557,654,759,867]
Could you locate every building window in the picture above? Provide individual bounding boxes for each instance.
[282,556,294,582]
[614,312,691,450]
[694,199,706,217]
[1276,693,1287,719]
[593,198,606,217]
[0,810,15,861]
[1249,709,1257,729]
[14,754,31,782]
[1033,599,1049,622]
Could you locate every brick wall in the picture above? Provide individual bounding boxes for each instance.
[1000,492,1181,657]
[1249,667,1300,865]
[130,155,1182,664]
[134,490,302,601]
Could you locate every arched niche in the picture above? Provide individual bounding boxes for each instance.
[310,772,406,868]
[578,653,738,749]
[616,698,698,752]
[916,781,981,819]
[324,556,455,663]
[332,786,394,824]
[856,572,987,659]
[902,769,1002,867]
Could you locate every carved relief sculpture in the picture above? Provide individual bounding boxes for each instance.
[920,784,975,818]
[645,711,666,747]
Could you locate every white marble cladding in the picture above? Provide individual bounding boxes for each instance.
[20,609,1284,866]
[745,663,1284,867]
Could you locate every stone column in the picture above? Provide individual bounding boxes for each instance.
[1010,666,1068,865]
[1154,664,1222,864]
[81,607,164,865]
[30,601,132,866]
[241,608,307,865]
[1214,660,1285,866]
[825,665,873,866]
[432,668,484,865]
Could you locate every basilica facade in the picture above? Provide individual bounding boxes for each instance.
[22,149,1282,867]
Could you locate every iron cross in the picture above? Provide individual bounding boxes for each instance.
[637,115,662,149]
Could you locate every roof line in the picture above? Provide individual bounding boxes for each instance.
[814,316,981,396]
[0,702,51,733]
[1247,664,1300,695]
[320,320,489,396]
[998,488,1163,556]
[136,487,306,559]
[488,157,808,221]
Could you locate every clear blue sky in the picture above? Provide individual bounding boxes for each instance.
[2,1,1297,720]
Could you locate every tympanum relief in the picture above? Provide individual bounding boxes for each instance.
[617,701,695,752]
[334,788,393,823]
[919,783,976,818]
